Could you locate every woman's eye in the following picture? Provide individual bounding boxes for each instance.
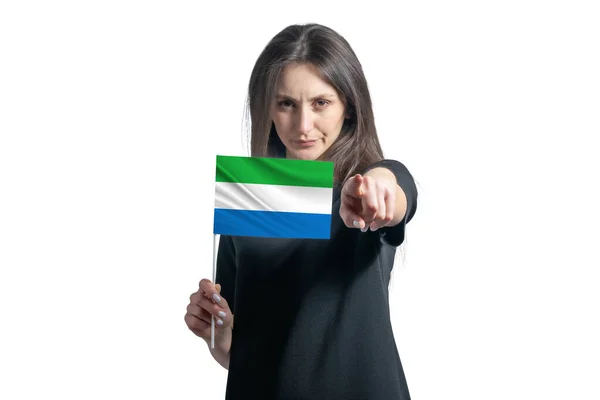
[279,100,294,108]
[315,100,329,108]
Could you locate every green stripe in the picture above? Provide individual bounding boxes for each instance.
[216,155,334,188]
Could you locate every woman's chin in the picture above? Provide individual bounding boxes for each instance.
[286,148,324,161]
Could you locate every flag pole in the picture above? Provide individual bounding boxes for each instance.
[211,233,218,349]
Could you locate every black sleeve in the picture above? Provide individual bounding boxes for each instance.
[215,235,237,313]
[363,159,418,247]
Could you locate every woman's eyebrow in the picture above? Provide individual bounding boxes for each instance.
[275,93,337,102]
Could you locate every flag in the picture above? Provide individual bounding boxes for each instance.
[213,155,334,239]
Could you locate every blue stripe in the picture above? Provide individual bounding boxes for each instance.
[213,209,331,239]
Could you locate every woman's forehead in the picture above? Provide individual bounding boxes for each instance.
[276,63,338,97]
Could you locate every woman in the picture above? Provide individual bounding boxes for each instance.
[185,23,418,399]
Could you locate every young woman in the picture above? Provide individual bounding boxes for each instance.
[185,23,418,400]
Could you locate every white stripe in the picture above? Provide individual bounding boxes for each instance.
[215,182,332,214]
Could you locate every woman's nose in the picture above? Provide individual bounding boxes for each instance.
[296,108,314,134]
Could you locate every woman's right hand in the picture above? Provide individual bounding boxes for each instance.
[185,279,234,347]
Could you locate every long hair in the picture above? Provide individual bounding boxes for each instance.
[244,23,384,184]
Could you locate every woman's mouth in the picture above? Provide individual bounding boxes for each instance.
[294,140,317,148]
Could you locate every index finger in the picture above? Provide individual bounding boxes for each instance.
[342,174,365,198]
[199,279,221,302]
[359,177,378,225]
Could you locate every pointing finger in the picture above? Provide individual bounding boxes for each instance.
[360,177,378,226]
[342,174,365,199]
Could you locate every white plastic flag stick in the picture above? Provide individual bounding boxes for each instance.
[211,233,218,349]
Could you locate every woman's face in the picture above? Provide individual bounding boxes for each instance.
[270,63,347,160]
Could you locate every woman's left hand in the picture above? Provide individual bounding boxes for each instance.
[339,168,400,232]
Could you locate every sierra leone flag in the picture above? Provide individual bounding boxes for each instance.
[213,155,334,239]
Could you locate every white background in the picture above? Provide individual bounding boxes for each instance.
[1,1,599,399]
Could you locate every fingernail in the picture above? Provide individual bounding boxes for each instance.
[361,226,368,233]
[353,220,361,229]
[218,311,226,318]
[217,319,223,326]
[212,293,221,303]
[370,225,378,232]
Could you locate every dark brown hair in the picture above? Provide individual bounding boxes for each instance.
[245,23,384,184]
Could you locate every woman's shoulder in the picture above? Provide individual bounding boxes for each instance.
[363,158,413,176]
